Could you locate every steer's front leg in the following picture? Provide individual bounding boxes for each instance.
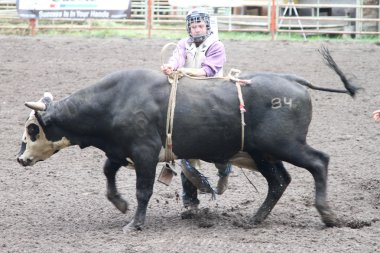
[123,154,158,232]
[103,158,129,213]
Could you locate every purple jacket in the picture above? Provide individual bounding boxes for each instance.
[168,37,226,77]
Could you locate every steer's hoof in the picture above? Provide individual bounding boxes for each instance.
[123,220,142,233]
[115,200,129,214]
[107,194,129,214]
[323,216,341,228]
[319,206,340,227]
[215,176,229,195]
[250,214,266,226]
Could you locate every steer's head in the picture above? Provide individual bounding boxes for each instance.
[17,92,71,166]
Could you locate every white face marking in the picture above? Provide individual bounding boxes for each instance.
[18,113,71,166]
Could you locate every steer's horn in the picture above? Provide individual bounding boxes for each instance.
[25,101,47,111]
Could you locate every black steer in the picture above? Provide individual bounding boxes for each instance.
[17,47,359,230]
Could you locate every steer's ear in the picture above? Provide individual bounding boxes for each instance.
[25,92,54,111]
[43,92,54,100]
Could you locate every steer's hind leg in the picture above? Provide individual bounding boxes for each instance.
[289,145,339,227]
[250,155,291,225]
[103,159,129,213]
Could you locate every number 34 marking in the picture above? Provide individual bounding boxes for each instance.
[271,97,293,109]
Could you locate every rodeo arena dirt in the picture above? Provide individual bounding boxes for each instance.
[0,36,379,253]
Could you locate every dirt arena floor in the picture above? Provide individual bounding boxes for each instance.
[1,36,379,253]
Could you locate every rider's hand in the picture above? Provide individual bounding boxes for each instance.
[373,110,380,122]
[161,64,173,76]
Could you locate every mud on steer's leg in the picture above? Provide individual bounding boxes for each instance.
[252,158,291,225]
[123,160,157,232]
[103,159,128,213]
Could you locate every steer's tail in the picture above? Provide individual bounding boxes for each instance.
[281,45,361,98]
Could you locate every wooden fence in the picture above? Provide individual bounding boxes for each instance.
[0,0,379,39]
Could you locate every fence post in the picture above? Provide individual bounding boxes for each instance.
[147,0,153,38]
[271,0,277,40]
[378,1,380,34]
[29,19,36,36]
[356,0,363,38]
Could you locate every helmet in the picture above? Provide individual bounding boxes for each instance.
[186,8,211,43]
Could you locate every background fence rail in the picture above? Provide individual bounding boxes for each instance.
[0,0,379,38]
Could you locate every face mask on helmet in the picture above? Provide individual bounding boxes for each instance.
[186,9,211,43]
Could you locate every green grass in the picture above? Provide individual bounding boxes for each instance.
[0,19,379,41]
[33,29,380,41]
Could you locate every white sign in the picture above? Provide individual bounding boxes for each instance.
[17,0,131,19]
[210,16,219,39]
[168,0,244,7]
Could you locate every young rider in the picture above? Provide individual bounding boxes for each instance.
[161,8,232,208]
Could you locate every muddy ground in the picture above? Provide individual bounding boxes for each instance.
[0,36,379,253]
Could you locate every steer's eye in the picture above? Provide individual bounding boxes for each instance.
[27,123,40,141]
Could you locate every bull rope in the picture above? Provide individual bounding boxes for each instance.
[160,43,251,161]
[161,42,179,163]
[230,69,249,151]
[164,71,179,163]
